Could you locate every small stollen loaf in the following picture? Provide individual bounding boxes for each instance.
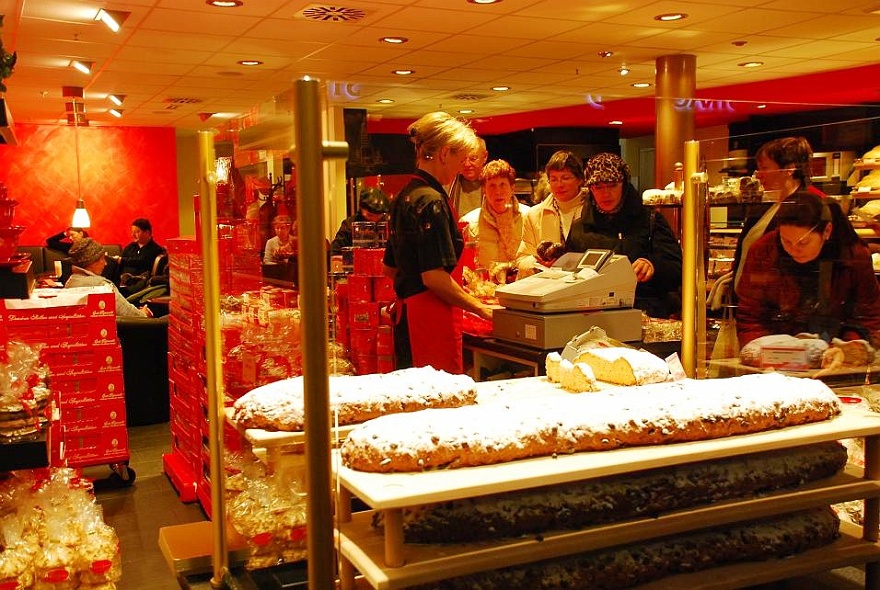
[571,346,669,386]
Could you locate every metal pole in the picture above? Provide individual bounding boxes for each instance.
[681,140,701,377]
[197,131,229,588]
[293,77,335,590]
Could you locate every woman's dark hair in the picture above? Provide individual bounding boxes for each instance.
[776,190,859,248]
[756,136,814,184]
[544,150,585,180]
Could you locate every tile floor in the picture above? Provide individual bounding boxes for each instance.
[90,422,870,590]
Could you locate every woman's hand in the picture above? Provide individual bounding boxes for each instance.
[632,257,654,282]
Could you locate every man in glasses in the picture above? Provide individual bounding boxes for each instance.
[446,136,488,217]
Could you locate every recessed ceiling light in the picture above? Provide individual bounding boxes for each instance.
[609,120,623,125]
[95,9,129,33]
[207,0,243,7]
[654,13,687,21]
[108,94,126,106]
[458,109,474,114]
[380,37,408,44]
[109,108,123,118]
[377,99,394,104]
[237,60,263,66]
[392,69,414,75]
[71,60,93,75]
[468,0,502,4]
[738,61,764,68]
[631,82,651,88]
[491,85,510,91]
[732,40,748,47]
[597,51,613,58]
[619,66,629,76]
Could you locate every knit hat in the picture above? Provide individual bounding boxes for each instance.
[359,188,390,214]
[69,238,105,268]
[585,153,630,186]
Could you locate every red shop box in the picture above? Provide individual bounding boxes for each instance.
[56,426,129,467]
[43,344,122,375]
[52,370,125,407]
[345,276,372,303]
[372,276,396,304]
[350,328,377,355]
[353,248,384,277]
[349,302,379,330]
[54,400,127,434]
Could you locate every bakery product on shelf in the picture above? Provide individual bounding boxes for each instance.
[230,366,477,431]
[409,508,840,590]
[340,373,841,472]
[571,346,669,385]
[740,334,829,369]
[376,442,846,543]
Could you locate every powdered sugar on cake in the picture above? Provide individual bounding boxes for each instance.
[340,373,841,472]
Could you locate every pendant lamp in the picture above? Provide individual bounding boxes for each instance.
[64,86,91,228]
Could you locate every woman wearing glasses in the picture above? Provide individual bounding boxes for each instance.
[733,136,824,292]
[565,152,683,318]
[515,150,588,276]
[736,191,880,348]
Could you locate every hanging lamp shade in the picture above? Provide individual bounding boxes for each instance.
[71,198,91,228]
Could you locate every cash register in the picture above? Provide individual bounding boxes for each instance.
[492,249,643,348]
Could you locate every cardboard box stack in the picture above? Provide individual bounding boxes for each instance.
[1,286,129,469]
[334,248,395,375]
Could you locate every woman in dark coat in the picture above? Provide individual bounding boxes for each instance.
[736,190,880,348]
[566,153,683,318]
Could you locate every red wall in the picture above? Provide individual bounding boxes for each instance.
[0,124,179,249]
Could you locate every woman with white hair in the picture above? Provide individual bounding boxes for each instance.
[383,111,494,373]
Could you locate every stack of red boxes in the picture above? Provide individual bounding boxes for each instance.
[1,286,128,470]
[163,232,272,516]
[334,248,396,375]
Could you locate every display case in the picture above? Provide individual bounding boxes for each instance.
[334,393,880,590]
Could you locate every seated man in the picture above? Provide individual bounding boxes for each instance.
[67,238,151,317]
[109,218,165,294]
[330,188,390,255]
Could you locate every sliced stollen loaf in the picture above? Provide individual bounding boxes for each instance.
[559,361,598,393]
[572,346,669,385]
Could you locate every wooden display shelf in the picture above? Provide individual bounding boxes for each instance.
[338,470,880,590]
[335,403,880,590]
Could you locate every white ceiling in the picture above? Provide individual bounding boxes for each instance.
[0,0,879,131]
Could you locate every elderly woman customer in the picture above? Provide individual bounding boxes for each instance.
[566,152,683,318]
[736,191,880,348]
[460,159,530,271]
[383,111,494,374]
[516,150,587,275]
[66,238,151,317]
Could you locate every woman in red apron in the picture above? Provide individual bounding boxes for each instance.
[383,112,494,374]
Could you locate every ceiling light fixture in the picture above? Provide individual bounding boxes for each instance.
[467,0,502,4]
[458,109,474,114]
[609,120,623,125]
[207,0,243,6]
[654,13,687,21]
[619,66,630,76]
[94,9,130,33]
[108,94,126,106]
[380,36,408,44]
[491,85,510,91]
[738,61,764,68]
[631,82,651,88]
[71,60,94,75]
[377,99,394,104]
[392,69,414,75]
[598,51,613,58]
[65,87,90,229]
[109,108,123,118]
[237,60,263,66]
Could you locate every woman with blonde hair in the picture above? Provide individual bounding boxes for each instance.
[383,112,494,373]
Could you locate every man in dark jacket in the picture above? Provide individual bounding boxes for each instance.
[330,188,390,255]
[109,218,165,295]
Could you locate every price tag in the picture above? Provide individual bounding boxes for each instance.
[759,346,810,371]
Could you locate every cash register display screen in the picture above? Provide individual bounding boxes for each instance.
[578,250,609,270]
